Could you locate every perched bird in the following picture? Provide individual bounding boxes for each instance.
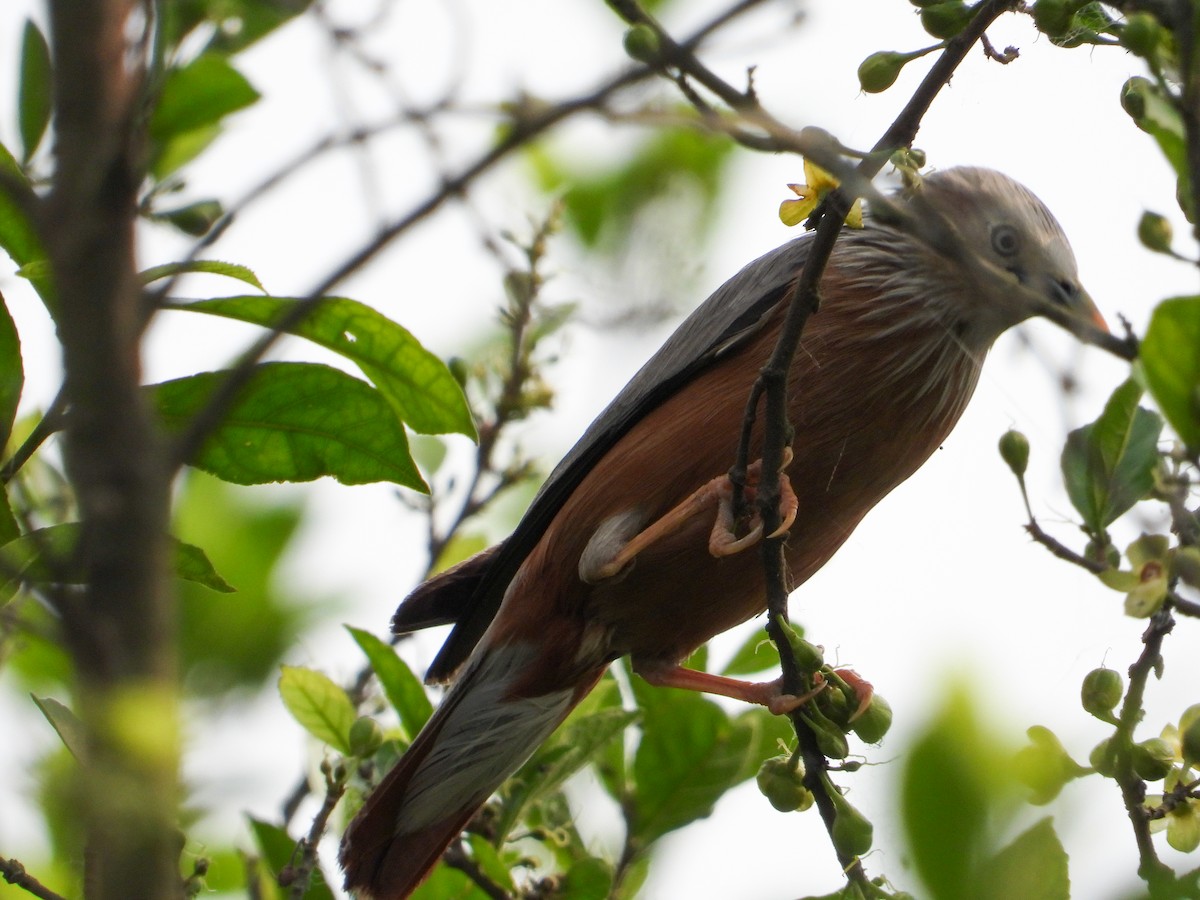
[340,167,1107,898]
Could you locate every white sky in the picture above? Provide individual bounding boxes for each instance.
[1,1,1198,898]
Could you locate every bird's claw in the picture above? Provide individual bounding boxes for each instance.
[709,451,798,557]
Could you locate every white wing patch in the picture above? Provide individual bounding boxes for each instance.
[396,643,574,833]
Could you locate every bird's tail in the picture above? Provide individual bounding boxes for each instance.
[340,642,601,899]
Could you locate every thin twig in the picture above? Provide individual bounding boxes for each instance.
[744,0,1022,884]
[1112,607,1176,889]
[0,857,68,900]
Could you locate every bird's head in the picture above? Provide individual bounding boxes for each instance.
[899,166,1108,346]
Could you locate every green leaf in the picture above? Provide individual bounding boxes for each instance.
[278,665,355,754]
[149,54,259,177]
[247,816,336,900]
[529,127,734,250]
[175,472,311,694]
[0,523,233,594]
[174,540,236,592]
[562,857,613,900]
[17,20,52,162]
[902,686,1008,900]
[0,142,50,303]
[140,260,265,293]
[720,628,777,677]
[346,626,432,739]
[0,488,19,547]
[978,818,1070,900]
[152,362,427,489]
[172,297,475,439]
[1142,296,1200,450]
[628,677,751,847]
[499,706,637,842]
[0,293,25,452]
[730,706,796,784]
[1061,379,1162,532]
[160,0,315,58]
[464,835,514,894]
[31,694,87,760]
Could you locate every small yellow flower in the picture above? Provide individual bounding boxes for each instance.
[779,159,863,229]
[1147,769,1200,852]
[1096,533,1170,618]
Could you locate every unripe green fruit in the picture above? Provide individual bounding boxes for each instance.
[1032,0,1075,37]
[623,25,661,64]
[1081,667,1123,719]
[850,693,893,744]
[1138,211,1174,254]
[1120,12,1161,58]
[1172,546,1200,589]
[1121,76,1153,121]
[830,790,874,858]
[756,755,812,812]
[857,51,908,94]
[1180,704,1200,766]
[1090,737,1117,777]
[998,429,1030,477]
[348,716,384,758]
[920,2,973,39]
[1132,737,1175,781]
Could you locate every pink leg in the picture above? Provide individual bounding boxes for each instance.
[589,452,798,581]
[635,660,823,716]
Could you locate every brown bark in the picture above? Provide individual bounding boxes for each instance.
[44,1,179,897]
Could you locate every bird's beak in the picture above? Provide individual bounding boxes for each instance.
[1047,277,1109,335]
[1076,285,1109,333]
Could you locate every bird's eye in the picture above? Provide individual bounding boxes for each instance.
[991,224,1020,257]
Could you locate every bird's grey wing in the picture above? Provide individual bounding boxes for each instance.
[421,232,814,681]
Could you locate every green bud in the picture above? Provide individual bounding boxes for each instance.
[1137,211,1174,254]
[920,2,973,39]
[783,625,824,674]
[850,693,893,744]
[830,789,874,858]
[1132,737,1175,781]
[1085,539,1121,569]
[1120,12,1162,59]
[803,707,850,760]
[1032,0,1075,38]
[1089,736,1117,777]
[819,683,854,727]
[1180,704,1200,767]
[348,716,384,758]
[756,755,813,812]
[623,25,661,64]
[1081,667,1123,719]
[998,429,1030,478]
[857,51,909,94]
[1171,546,1200,589]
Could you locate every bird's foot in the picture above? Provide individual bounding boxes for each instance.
[709,451,797,557]
[581,450,796,583]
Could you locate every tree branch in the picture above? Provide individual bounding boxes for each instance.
[43,0,178,896]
